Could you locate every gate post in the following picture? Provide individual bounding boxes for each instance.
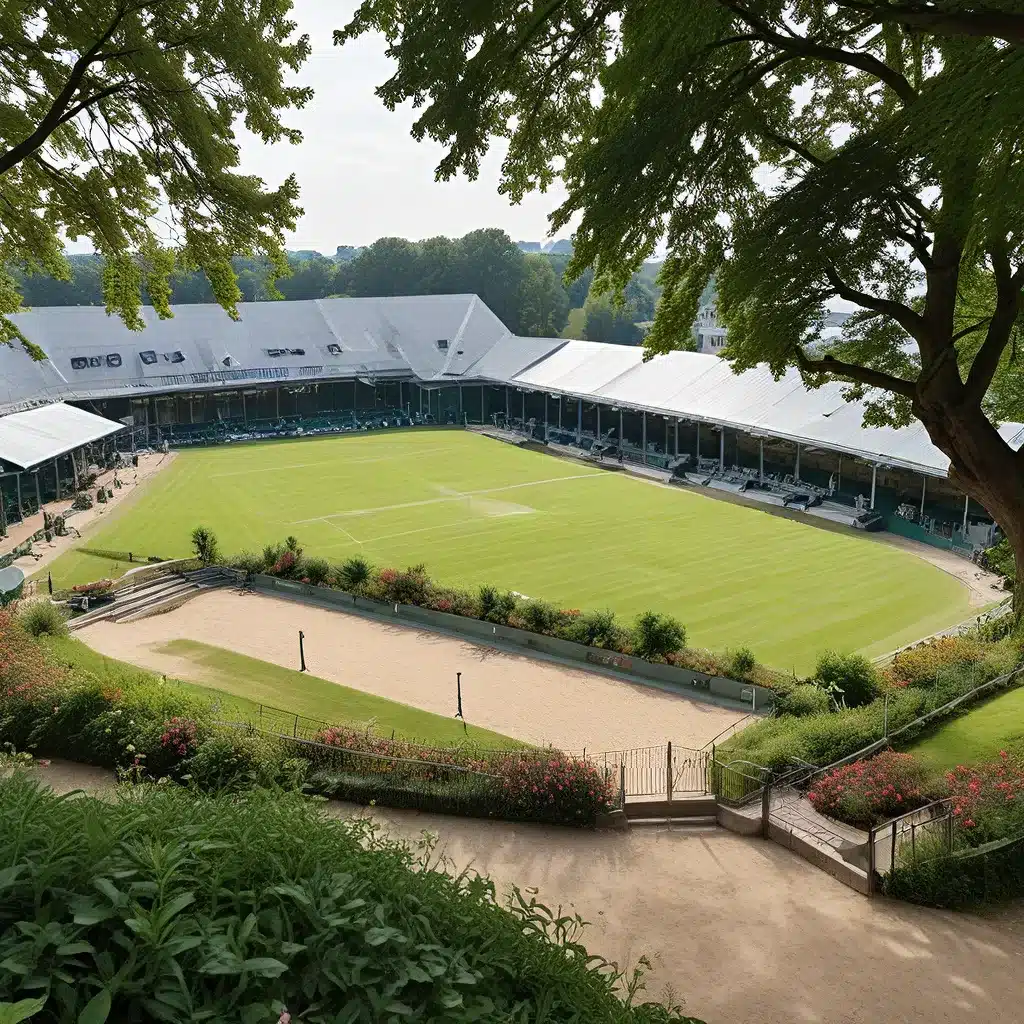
[760,770,771,839]
[867,825,877,895]
[666,742,673,804]
[619,763,626,810]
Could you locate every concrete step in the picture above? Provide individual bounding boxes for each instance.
[628,816,719,831]
[624,796,717,820]
[109,580,197,622]
[116,588,203,623]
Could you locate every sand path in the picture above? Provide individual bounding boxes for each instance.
[31,759,1024,1024]
[77,589,741,751]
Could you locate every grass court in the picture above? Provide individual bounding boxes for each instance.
[41,430,972,672]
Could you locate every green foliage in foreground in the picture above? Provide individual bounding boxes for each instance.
[0,776,700,1023]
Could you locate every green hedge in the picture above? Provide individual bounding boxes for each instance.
[883,833,1024,908]
[0,775,701,1023]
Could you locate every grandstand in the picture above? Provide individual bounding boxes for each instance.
[0,293,1020,557]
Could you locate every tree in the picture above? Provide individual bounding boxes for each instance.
[517,254,570,336]
[1,0,311,357]
[349,237,423,296]
[190,526,219,566]
[338,3,1024,617]
[582,293,642,346]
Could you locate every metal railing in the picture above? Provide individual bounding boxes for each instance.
[868,800,955,888]
[590,742,709,799]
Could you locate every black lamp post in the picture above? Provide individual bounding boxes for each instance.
[298,630,307,672]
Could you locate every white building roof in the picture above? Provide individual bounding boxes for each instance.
[493,342,1024,479]
[0,402,124,470]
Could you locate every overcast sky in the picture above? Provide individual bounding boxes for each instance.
[228,0,573,253]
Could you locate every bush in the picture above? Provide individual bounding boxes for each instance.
[561,608,629,651]
[519,599,561,635]
[0,779,699,1023]
[945,751,1024,844]
[95,487,107,504]
[983,537,1015,583]
[814,650,881,708]
[335,554,372,594]
[190,525,220,565]
[16,600,68,638]
[369,564,431,605]
[730,647,757,676]
[779,684,830,718]
[478,585,518,625]
[303,556,332,587]
[182,731,304,791]
[807,751,932,829]
[71,491,93,511]
[887,636,986,688]
[631,611,686,661]
[270,549,300,577]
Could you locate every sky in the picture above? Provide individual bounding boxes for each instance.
[230,0,573,253]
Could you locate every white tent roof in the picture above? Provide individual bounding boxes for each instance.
[0,402,124,470]
[495,342,1024,478]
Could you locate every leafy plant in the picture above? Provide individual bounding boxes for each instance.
[302,556,331,587]
[190,525,220,565]
[15,600,68,638]
[729,647,757,676]
[0,778,700,1022]
[814,651,880,708]
[477,585,518,625]
[336,555,372,594]
[631,612,686,661]
[888,637,987,689]
[779,684,830,718]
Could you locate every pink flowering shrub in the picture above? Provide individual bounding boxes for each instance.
[807,751,931,829]
[313,727,615,824]
[946,751,1024,844]
[161,717,200,758]
[271,550,297,577]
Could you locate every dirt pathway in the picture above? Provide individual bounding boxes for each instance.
[29,759,1024,1024]
[77,589,741,751]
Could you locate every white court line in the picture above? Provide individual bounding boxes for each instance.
[210,446,453,478]
[322,518,364,546]
[288,472,601,524]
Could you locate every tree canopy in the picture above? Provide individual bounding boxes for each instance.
[0,0,312,357]
[338,0,1024,610]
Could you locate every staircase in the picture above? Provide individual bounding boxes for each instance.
[623,794,719,830]
[69,566,240,630]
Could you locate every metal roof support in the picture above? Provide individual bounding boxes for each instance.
[15,473,21,520]
[674,419,679,457]
[962,494,969,534]
[544,392,549,441]
[619,410,623,454]
[33,469,41,511]
[759,438,764,483]
[870,464,878,510]
[642,410,647,463]
[920,475,927,520]
[719,428,725,472]
[795,443,801,482]
[596,404,600,439]
[576,400,582,446]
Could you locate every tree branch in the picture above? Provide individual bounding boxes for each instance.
[952,316,992,343]
[795,345,918,398]
[0,7,131,176]
[835,2,1024,45]
[723,0,918,103]
[823,265,925,340]
[963,240,1020,405]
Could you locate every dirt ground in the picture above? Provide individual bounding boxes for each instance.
[77,589,742,751]
[9,452,175,579]
[29,759,1024,1024]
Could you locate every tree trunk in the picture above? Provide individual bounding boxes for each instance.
[916,399,1024,624]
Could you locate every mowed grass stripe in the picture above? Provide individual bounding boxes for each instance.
[39,430,971,672]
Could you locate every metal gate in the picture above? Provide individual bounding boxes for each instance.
[592,742,709,800]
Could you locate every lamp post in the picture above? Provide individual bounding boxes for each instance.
[298,630,307,672]
[455,671,464,719]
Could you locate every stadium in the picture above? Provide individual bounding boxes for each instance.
[0,292,1016,669]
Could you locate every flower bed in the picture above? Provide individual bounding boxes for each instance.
[945,751,1024,844]
[807,751,932,829]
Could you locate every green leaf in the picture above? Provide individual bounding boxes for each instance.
[55,942,95,957]
[160,892,196,920]
[364,927,399,946]
[0,960,30,975]
[0,866,24,891]
[240,958,288,978]
[0,996,48,1024]
[77,990,111,1024]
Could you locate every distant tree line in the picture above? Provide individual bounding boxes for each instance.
[12,228,663,343]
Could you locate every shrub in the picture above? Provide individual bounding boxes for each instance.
[425,585,477,617]
[71,491,93,511]
[888,636,986,688]
[96,487,107,503]
[270,549,299,577]
[183,731,302,792]
[561,608,629,651]
[730,647,757,676]
[807,751,932,829]
[478,585,518,625]
[371,564,431,605]
[190,525,220,565]
[16,600,68,638]
[779,684,830,718]
[983,537,1015,583]
[227,548,264,574]
[498,753,616,824]
[814,651,880,708]
[303,556,332,587]
[631,611,686,661]
[0,778,699,1022]
[519,599,560,635]
[945,751,1024,844]
[336,554,372,594]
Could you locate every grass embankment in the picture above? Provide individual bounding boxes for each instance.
[36,430,971,673]
[42,635,520,748]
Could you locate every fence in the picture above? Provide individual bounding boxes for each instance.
[867,800,954,885]
[582,742,709,801]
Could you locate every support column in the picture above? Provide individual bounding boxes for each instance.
[576,400,582,445]
[276,387,281,418]
[838,455,843,492]
[618,410,623,454]
[558,397,562,430]
[870,464,878,510]
[696,422,701,459]
[0,478,7,537]
[398,381,403,410]
[460,384,465,423]
[16,473,22,521]
[34,470,41,511]
[674,419,679,457]
[242,391,247,425]
[596,405,600,439]
[719,429,725,472]
[794,443,801,482]
[664,418,669,455]
[480,384,484,423]
[544,393,549,440]
[919,475,927,520]
[521,390,526,426]
[759,438,764,483]
[642,411,647,464]
[54,459,61,501]
[72,453,79,490]
[505,386,510,422]
[962,493,969,535]
[419,386,424,417]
